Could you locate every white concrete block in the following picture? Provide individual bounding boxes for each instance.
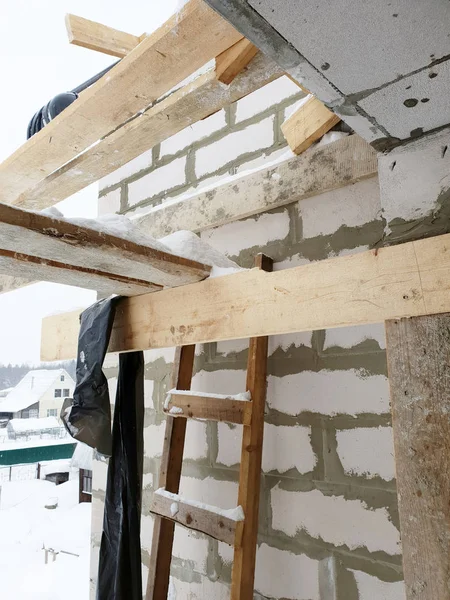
[218,540,234,564]
[269,331,312,354]
[195,117,275,178]
[217,423,316,474]
[351,570,406,600]
[184,419,208,460]
[255,543,320,600]
[90,493,105,536]
[263,424,316,474]
[144,347,176,364]
[173,527,209,572]
[142,471,154,489]
[235,76,300,123]
[324,324,386,350]
[299,177,381,239]
[128,156,186,206]
[169,577,230,600]
[271,486,401,555]
[103,352,119,369]
[107,377,117,403]
[191,369,247,396]
[267,370,390,416]
[98,188,121,216]
[216,338,249,355]
[143,423,166,458]
[99,148,153,190]
[160,110,226,157]
[141,514,154,551]
[217,422,242,467]
[378,128,450,225]
[92,458,109,492]
[200,209,290,257]
[179,476,238,511]
[144,379,155,409]
[336,427,395,481]
[234,146,294,175]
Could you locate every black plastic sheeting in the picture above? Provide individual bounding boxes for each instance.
[61,297,144,600]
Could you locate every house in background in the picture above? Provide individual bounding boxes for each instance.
[0,369,75,424]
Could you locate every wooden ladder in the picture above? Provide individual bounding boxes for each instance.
[145,254,272,600]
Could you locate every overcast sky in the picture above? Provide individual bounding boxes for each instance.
[0,0,178,365]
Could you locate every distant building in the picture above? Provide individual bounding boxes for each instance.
[0,369,75,423]
[0,387,13,398]
[6,416,62,440]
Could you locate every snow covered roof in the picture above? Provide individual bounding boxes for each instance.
[0,387,13,397]
[71,442,93,471]
[0,368,74,413]
[7,416,60,433]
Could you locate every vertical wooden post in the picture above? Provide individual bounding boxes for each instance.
[231,254,272,600]
[385,315,450,600]
[146,344,196,600]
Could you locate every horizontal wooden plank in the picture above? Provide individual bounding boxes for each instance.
[41,232,450,361]
[17,52,282,210]
[0,203,210,291]
[164,391,252,424]
[138,135,378,238]
[281,95,340,155]
[65,14,142,58]
[150,490,242,546]
[0,0,242,205]
[0,248,160,296]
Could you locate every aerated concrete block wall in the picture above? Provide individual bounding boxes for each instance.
[91,71,450,600]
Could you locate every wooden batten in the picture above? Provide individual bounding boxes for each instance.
[15,53,282,210]
[65,14,143,58]
[215,38,259,84]
[150,490,242,547]
[0,0,243,206]
[164,392,253,425]
[281,95,340,155]
[41,231,450,361]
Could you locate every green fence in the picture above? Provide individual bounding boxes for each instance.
[0,442,76,466]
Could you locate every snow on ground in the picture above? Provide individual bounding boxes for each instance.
[0,478,91,599]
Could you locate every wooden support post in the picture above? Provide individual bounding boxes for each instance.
[385,314,450,600]
[146,345,196,600]
[231,253,272,600]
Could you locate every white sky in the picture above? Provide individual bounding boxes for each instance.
[0,0,178,365]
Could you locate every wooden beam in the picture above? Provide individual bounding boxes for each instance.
[65,14,142,58]
[215,38,259,84]
[164,392,252,425]
[0,203,210,293]
[0,0,243,206]
[16,52,282,210]
[138,135,377,238]
[281,95,340,155]
[0,248,161,297]
[385,315,450,600]
[41,231,450,361]
[150,490,240,546]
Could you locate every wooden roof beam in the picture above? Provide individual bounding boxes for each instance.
[41,232,450,360]
[0,0,243,206]
[65,14,144,58]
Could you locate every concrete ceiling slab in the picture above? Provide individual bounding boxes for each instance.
[248,0,450,96]
[205,0,450,149]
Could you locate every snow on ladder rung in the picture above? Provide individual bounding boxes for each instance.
[163,389,252,425]
[150,488,245,546]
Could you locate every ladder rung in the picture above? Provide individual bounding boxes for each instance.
[164,390,252,425]
[150,489,244,546]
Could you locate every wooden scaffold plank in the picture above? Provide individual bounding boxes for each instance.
[41,232,450,361]
[164,390,253,425]
[0,203,210,294]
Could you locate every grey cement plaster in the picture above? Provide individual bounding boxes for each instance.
[205,0,450,147]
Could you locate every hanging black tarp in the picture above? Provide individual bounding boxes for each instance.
[61,297,144,600]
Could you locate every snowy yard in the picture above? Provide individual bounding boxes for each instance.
[0,478,91,599]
